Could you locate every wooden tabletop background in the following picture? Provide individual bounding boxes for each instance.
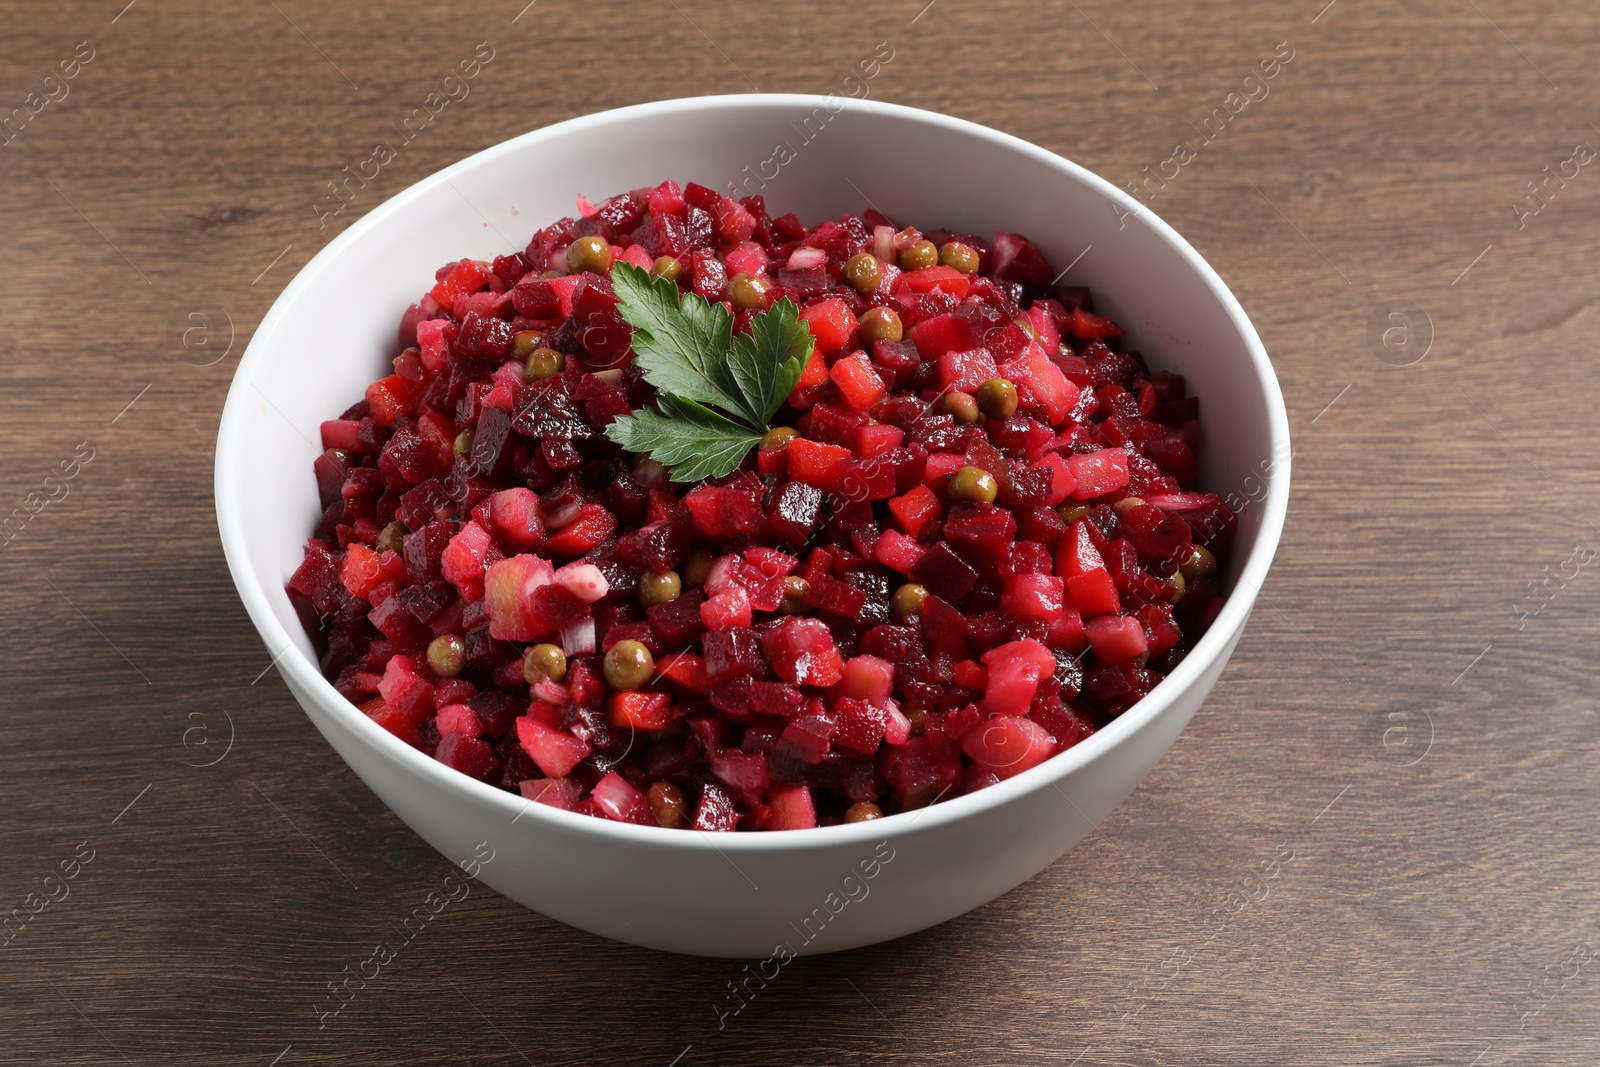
[5,0,1599,1063]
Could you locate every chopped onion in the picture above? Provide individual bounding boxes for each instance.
[786,246,828,271]
[882,702,912,746]
[532,677,570,705]
[873,225,895,264]
[560,617,596,656]
[703,553,739,596]
[542,496,583,530]
[633,456,671,489]
[555,563,609,604]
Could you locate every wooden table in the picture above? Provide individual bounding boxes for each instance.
[5,0,1597,1062]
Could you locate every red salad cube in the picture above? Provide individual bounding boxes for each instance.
[1086,615,1150,662]
[483,554,557,641]
[762,617,845,687]
[488,488,544,552]
[873,528,927,575]
[999,343,1079,424]
[378,654,435,722]
[1072,305,1125,339]
[765,785,818,830]
[799,297,858,352]
[962,715,1056,779]
[521,777,582,811]
[440,521,494,601]
[911,313,975,360]
[1002,573,1067,621]
[435,733,499,781]
[591,771,654,824]
[1068,449,1131,500]
[609,691,672,731]
[430,259,489,307]
[839,655,895,703]
[980,639,1054,715]
[888,484,941,538]
[515,716,592,778]
[786,438,852,493]
[938,348,999,393]
[898,265,971,299]
[830,352,887,411]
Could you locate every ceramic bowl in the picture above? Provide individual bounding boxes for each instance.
[215,94,1289,957]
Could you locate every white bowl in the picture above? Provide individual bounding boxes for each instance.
[216,94,1289,957]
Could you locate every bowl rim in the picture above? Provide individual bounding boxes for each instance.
[215,92,1290,854]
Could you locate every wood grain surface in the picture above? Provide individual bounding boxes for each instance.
[4,0,1598,1063]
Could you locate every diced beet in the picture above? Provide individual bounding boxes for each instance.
[749,680,804,718]
[883,735,964,809]
[830,698,888,756]
[702,626,767,682]
[944,503,1018,572]
[839,655,895,703]
[708,675,752,720]
[516,717,592,778]
[707,747,770,794]
[836,456,898,501]
[1002,573,1066,621]
[961,715,1055,779]
[938,348,999,393]
[1086,614,1150,663]
[809,403,869,448]
[1068,448,1131,499]
[1121,502,1196,565]
[468,690,522,737]
[765,481,823,545]
[647,591,706,648]
[912,541,979,603]
[990,232,1052,287]
[761,618,845,687]
[691,782,740,831]
[777,710,835,765]
[435,733,500,782]
[403,521,453,585]
[804,573,867,618]
[764,786,818,830]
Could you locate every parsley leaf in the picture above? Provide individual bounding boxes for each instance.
[604,261,816,481]
[731,297,811,426]
[610,263,753,425]
[604,395,764,483]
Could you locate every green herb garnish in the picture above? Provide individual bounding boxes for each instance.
[604,262,812,482]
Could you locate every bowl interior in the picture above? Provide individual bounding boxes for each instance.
[218,95,1287,831]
